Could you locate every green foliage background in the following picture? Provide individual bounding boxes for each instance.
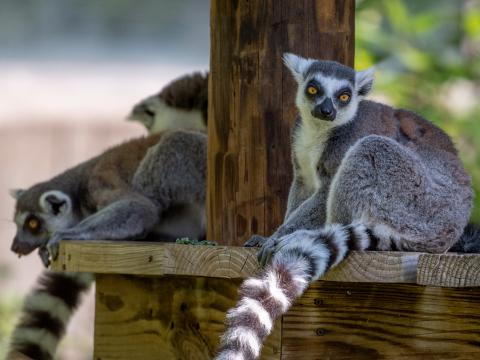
[356,0,480,221]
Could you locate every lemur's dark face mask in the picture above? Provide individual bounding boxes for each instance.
[11,214,48,256]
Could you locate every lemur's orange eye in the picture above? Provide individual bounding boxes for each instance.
[307,86,318,95]
[28,218,39,230]
[339,93,350,102]
[25,216,41,233]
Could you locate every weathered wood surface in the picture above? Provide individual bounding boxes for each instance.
[51,241,480,287]
[417,253,480,287]
[282,281,480,360]
[52,241,260,278]
[92,275,480,360]
[208,0,356,246]
[94,274,281,360]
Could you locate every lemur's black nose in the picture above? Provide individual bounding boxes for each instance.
[312,98,336,121]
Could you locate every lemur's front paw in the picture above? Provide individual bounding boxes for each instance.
[38,246,51,268]
[46,232,64,262]
[257,237,279,267]
[244,234,268,247]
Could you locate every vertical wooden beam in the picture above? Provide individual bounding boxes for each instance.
[208,0,355,245]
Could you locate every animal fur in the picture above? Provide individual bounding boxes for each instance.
[9,72,209,359]
[218,54,476,360]
[129,72,208,133]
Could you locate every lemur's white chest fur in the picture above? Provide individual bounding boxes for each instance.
[150,100,205,133]
[294,121,331,193]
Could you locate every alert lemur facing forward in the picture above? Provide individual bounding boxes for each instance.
[215,54,476,360]
[8,73,208,360]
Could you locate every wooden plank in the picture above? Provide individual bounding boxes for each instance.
[51,241,422,283]
[322,251,419,283]
[51,241,480,286]
[417,253,480,287]
[94,274,281,360]
[52,240,480,287]
[51,241,260,278]
[281,281,480,360]
[208,0,356,246]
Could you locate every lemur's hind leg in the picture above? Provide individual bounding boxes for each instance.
[45,193,159,264]
[133,130,206,206]
[133,130,207,238]
[326,135,470,253]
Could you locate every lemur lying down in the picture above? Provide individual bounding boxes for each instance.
[215,54,479,360]
[8,72,208,360]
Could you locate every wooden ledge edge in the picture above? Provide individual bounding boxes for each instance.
[50,240,480,287]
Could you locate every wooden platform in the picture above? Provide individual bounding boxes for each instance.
[51,241,480,287]
[51,241,480,360]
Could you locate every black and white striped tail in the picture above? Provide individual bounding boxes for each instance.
[215,222,376,360]
[8,271,94,360]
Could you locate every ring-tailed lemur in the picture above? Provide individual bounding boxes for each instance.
[128,71,208,132]
[9,130,206,359]
[11,131,206,264]
[215,53,477,360]
[8,74,208,359]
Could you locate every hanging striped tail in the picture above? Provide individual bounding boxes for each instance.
[8,271,94,360]
[215,222,376,360]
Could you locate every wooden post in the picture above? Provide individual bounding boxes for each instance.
[208,0,355,245]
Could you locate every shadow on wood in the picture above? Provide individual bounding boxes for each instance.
[94,275,281,360]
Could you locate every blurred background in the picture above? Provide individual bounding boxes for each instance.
[0,0,478,358]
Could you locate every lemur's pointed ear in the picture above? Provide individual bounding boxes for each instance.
[9,189,25,200]
[283,53,314,83]
[355,67,375,97]
[39,191,72,216]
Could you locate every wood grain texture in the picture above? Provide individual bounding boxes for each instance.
[282,281,480,360]
[322,251,419,283]
[51,241,260,278]
[417,253,480,287]
[51,241,423,283]
[94,275,281,360]
[51,241,480,286]
[208,0,355,245]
